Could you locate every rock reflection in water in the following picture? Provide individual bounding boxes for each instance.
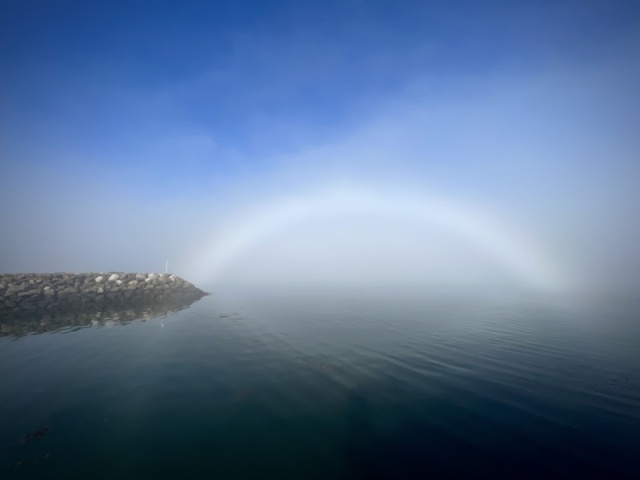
[0,297,201,338]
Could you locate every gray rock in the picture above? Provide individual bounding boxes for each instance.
[18,289,40,298]
[0,272,208,317]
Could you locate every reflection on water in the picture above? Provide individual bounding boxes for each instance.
[0,287,639,479]
[0,297,203,338]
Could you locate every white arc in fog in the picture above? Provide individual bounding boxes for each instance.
[188,188,567,290]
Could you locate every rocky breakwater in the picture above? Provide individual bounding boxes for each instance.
[0,272,208,315]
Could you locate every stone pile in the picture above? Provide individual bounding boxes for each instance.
[0,272,208,314]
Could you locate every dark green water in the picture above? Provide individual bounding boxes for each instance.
[1,286,639,479]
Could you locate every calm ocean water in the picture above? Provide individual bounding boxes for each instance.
[1,286,639,479]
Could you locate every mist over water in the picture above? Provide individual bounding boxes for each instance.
[1,1,640,478]
[184,186,572,294]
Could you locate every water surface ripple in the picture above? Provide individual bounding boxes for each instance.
[1,286,639,479]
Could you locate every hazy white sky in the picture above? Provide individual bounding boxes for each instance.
[1,1,639,294]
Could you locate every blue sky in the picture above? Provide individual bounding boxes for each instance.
[1,1,639,292]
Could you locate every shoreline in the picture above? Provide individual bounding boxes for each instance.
[0,272,208,314]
